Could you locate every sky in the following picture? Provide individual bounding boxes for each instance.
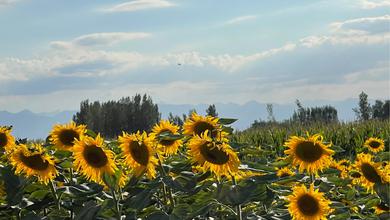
[0,0,389,113]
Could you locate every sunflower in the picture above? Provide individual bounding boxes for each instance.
[151,120,182,156]
[73,135,117,185]
[0,126,15,153]
[374,203,390,215]
[353,153,386,192]
[276,167,295,178]
[50,121,86,151]
[329,159,348,178]
[183,113,221,138]
[119,131,158,179]
[9,144,58,185]
[284,134,334,175]
[364,137,385,153]
[287,184,332,220]
[188,130,240,180]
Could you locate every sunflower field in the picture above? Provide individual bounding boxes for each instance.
[0,114,389,220]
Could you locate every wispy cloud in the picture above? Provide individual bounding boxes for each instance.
[224,15,257,25]
[359,0,390,9]
[50,32,151,48]
[102,0,175,13]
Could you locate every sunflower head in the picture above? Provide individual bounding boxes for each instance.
[188,130,240,180]
[50,121,86,151]
[276,167,294,178]
[284,133,334,175]
[364,137,385,153]
[73,135,117,185]
[9,143,58,185]
[183,113,221,138]
[151,120,182,156]
[0,126,15,153]
[353,153,385,192]
[374,203,390,215]
[287,184,332,220]
[118,131,158,179]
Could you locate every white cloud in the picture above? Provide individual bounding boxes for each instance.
[103,0,175,13]
[330,15,390,35]
[224,15,257,25]
[359,0,390,9]
[51,32,151,48]
[0,0,18,6]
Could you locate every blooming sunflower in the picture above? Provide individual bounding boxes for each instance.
[0,126,15,153]
[284,134,334,175]
[276,167,295,178]
[329,159,349,179]
[118,131,158,179]
[287,184,332,220]
[9,144,58,185]
[151,120,182,156]
[188,130,240,180]
[49,121,86,151]
[183,113,221,138]
[353,153,386,192]
[73,135,117,185]
[364,137,385,153]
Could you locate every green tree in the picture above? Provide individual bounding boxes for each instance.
[206,104,218,117]
[353,91,371,121]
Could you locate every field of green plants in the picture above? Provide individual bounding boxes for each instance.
[0,115,389,220]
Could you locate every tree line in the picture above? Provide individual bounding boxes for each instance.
[72,92,388,136]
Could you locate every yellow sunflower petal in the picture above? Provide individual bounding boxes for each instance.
[364,137,385,153]
[0,126,16,153]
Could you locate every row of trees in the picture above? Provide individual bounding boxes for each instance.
[73,94,160,138]
[353,92,389,121]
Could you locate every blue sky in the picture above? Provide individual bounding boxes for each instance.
[0,0,389,112]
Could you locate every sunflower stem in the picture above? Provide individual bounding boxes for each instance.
[110,188,121,220]
[157,156,175,210]
[49,180,60,210]
[232,176,242,220]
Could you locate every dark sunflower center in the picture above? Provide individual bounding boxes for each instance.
[20,153,49,171]
[369,141,381,149]
[59,129,79,146]
[351,172,361,178]
[158,129,175,146]
[200,143,229,165]
[295,141,323,162]
[377,203,390,211]
[129,141,149,166]
[194,122,217,137]
[83,145,108,168]
[361,163,382,183]
[297,194,320,216]
[280,172,291,178]
[0,132,8,148]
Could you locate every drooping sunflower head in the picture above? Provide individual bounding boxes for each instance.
[353,153,385,192]
[276,167,295,178]
[364,137,385,153]
[73,134,117,185]
[9,143,58,185]
[118,131,158,179]
[284,133,334,175]
[188,130,240,180]
[151,120,183,156]
[183,113,221,138]
[287,184,332,220]
[49,121,86,151]
[0,126,15,153]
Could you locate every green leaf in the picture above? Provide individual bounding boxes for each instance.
[59,160,73,169]
[1,166,24,206]
[218,118,238,125]
[374,183,390,205]
[75,201,101,220]
[86,129,97,138]
[22,212,42,220]
[145,211,169,220]
[29,190,50,201]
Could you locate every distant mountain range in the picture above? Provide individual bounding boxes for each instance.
[0,99,359,139]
